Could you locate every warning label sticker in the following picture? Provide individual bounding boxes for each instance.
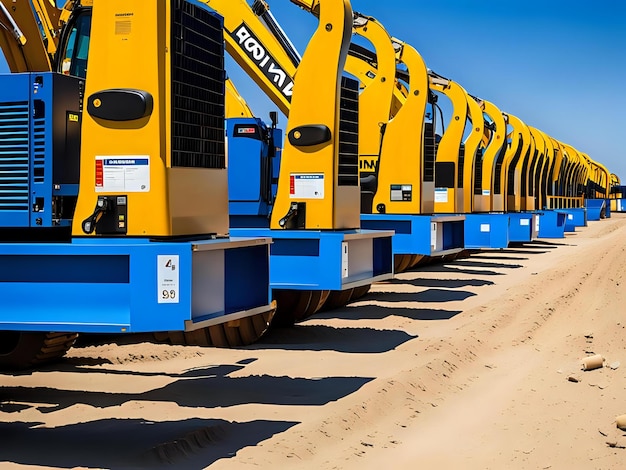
[434,188,448,203]
[95,156,150,192]
[157,255,179,304]
[289,174,324,199]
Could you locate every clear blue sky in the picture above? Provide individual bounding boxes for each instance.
[226,0,626,182]
[1,1,624,180]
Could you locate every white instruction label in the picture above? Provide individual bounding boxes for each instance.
[482,189,491,196]
[434,188,449,203]
[480,223,491,233]
[520,218,530,226]
[95,156,150,192]
[290,174,324,199]
[157,255,179,304]
[341,242,349,278]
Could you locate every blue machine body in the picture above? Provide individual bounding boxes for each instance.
[227,117,281,224]
[0,73,275,334]
[0,73,81,230]
[0,237,272,333]
[227,117,394,290]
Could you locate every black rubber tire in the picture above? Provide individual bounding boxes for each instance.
[394,254,413,273]
[156,309,275,347]
[408,254,425,269]
[319,288,354,311]
[349,284,371,301]
[0,331,78,370]
[272,290,314,327]
[293,289,330,323]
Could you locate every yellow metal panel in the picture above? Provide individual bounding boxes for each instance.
[73,0,171,237]
[431,79,468,213]
[270,0,357,229]
[464,94,485,213]
[373,43,431,215]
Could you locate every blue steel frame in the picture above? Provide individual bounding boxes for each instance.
[0,237,273,333]
[360,214,465,258]
[230,228,393,290]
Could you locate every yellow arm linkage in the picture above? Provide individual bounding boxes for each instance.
[204,0,300,116]
[225,76,255,118]
[0,0,53,71]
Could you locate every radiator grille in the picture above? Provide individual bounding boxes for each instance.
[0,101,29,211]
[506,135,523,196]
[528,149,539,196]
[458,144,465,189]
[171,0,225,168]
[423,122,435,182]
[473,148,483,195]
[493,144,507,194]
[337,76,359,186]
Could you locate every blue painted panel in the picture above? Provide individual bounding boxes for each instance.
[230,227,392,290]
[537,210,567,238]
[225,244,270,314]
[561,208,587,232]
[508,213,534,242]
[373,236,393,277]
[585,199,606,221]
[361,214,465,255]
[0,254,129,283]
[464,213,510,248]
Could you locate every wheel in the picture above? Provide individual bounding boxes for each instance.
[394,254,413,273]
[408,255,425,269]
[292,290,330,322]
[272,290,315,327]
[0,331,78,370]
[349,284,371,301]
[155,309,275,347]
[320,288,354,311]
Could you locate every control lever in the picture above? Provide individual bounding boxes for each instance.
[278,202,305,229]
[82,197,110,234]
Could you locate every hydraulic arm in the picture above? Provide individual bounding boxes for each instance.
[207,0,300,116]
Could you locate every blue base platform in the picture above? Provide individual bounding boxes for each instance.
[561,208,587,232]
[359,214,465,258]
[508,212,538,243]
[230,228,394,290]
[537,210,567,238]
[464,213,510,249]
[585,199,606,221]
[0,237,274,333]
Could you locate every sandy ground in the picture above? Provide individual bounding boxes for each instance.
[2,213,626,469]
